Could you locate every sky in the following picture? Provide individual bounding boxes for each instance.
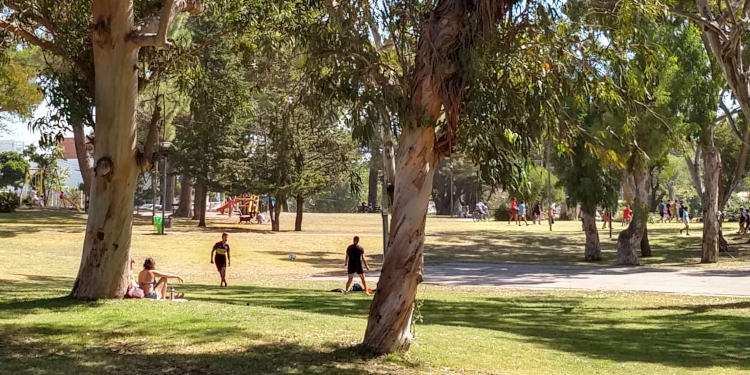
[0,102,72,147]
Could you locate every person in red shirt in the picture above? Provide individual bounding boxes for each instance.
[509,199,519,225]
[210,233,231,287]
[622,205,632,226]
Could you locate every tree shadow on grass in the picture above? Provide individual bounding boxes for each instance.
[0,327,395,375]
[185,284,750,370]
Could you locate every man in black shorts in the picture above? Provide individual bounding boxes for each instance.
[210,233,231,287]
[344,236,370,295]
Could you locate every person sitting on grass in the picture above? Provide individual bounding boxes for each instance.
[680,206,690,236]
[138,257,184,299]
[344,236,370,295]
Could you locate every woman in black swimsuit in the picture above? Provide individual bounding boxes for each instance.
[138,257,184,299]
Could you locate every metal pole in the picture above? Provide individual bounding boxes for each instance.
[380,171,389,259]
[161,157,167,234]
[152,164,157,224]
[609,206,613,239]
[546,141,552,231]
[450,156,454,217]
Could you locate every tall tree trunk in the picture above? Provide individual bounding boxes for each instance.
[195,180,207,227]
[701,145,721,263]
[72,121,93,195]
[175,174,192,217]
[686,144,704,198]
[641,227,651,257]
[621,169,636,203]
[368,152,379,208]
[268,195,276,225]
[363,126,438,354]
[72,1,140,299]
[617,166,650,265]
[382,124,396,211]
[582,209,601,261]
[295,194,303,231]
[272,194,282,232]
[363,0,506,354]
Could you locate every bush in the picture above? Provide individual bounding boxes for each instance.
[0,192,19,213]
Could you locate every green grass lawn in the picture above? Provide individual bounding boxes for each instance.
[2,209,750,374]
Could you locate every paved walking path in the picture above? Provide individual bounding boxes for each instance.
[310,262,750,297]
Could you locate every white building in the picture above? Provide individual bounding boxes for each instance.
[0,139,25,153]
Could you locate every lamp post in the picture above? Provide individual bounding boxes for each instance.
[160,141,172,234]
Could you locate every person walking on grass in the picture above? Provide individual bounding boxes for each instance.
[344,236,370,295]
[532,202,542,224]
[658,200,666,223]
[622,204,632,226]
[210,233,231,287]
[518,200,529,226]
[509,199,519,225]
[737,206,745,234]
[680,205,690,235]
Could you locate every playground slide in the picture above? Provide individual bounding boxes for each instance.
[216,199,238,213]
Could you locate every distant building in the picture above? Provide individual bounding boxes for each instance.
[55,137,90,189]
[0,139,25,153]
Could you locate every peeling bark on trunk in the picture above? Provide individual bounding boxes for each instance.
[382,125,396,210]
[617,167,650,265]
[175,174,192,217]
[363,126,438,353]
[72,1,140,299]
[701,146,721,263]
[295,194,303,231]
[582,209,601,261]
[72,121,93,195]
[363,0,507,354]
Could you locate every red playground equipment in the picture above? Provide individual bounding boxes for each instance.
[217,195,261,223]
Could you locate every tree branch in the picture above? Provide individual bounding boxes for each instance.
[128,0,204,48]
[137,100,163,171]
[670,7,727,39]
[0,18,60,54]
[719,97,744,140]
[139,28,232,91]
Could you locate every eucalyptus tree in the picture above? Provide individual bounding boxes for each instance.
[0,0,213,299]
[313,0,587,353]
[660,21,725,262]
[554,139,620,261]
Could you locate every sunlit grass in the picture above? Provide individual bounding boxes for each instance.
[2,209,750,374]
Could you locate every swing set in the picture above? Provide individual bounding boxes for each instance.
[19,167,82,211]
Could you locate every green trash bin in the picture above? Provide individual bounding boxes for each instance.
[154,215,163,233]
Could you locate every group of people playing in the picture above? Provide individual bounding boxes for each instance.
[508,199,553,226]
[127,232,372,298]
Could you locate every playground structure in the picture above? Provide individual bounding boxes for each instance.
[19,168,83,212]
[217,195,263,223]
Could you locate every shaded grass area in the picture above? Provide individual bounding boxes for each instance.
[2,277,750,374]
